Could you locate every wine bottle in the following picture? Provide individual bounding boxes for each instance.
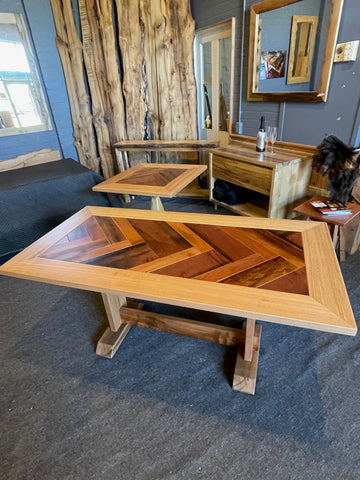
[256,116,266,152]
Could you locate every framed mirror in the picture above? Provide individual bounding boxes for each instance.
[0,12,52,136]
[194,19,236,144]
[247,0,343,102]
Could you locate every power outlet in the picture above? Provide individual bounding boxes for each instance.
[334,40,359,62]
[344,40,359,61]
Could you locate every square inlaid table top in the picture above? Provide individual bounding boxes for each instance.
[93,163,207,198]
[1,207,356,393]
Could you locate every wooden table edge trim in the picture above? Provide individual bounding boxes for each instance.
[0,258,356,336]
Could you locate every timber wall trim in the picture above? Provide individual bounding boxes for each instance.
[0,149,61,172]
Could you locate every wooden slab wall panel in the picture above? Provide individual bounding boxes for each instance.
[79,0,126,178]
[150,0,197,141]
[50,0,99,173]
[51,0,198,174]
[115,0,147,142]
[79,0,115,178]
[0,149,61,172]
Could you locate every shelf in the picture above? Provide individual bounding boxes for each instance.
[178,180,208,198]
[212,199,268,218]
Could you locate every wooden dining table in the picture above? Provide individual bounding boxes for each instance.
[0,207,356,394]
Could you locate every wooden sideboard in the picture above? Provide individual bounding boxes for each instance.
[209,135,316,219]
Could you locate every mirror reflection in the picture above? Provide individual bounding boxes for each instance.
[219,36,231,132]
[0,12,51,136]
[202,41,212,129]
[257,0,326,93]
[248,0,343,102]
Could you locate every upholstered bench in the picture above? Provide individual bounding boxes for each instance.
[0,158,121,262]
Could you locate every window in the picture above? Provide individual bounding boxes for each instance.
[0,12,51,136]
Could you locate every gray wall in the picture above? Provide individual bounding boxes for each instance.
[191,0,360,147]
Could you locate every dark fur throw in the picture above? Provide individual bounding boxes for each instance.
[312,135,360,204]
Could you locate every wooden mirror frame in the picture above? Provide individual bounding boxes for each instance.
[247,0,344,103]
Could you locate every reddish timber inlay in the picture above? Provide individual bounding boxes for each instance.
[115,167,186,186]
[40,217,309,295]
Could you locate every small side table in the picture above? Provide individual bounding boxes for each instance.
[93,163,207,211]
[294,195,360,261]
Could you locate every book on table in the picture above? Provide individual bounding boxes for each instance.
[310,200,352,216]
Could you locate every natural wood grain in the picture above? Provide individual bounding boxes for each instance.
[212,155,273,196]
[244,318,256,362]
[79,0,126,178]
[50,0,99,172]
[93,163,207,197]
[209,137,313,219]
[113,140,219,151]
[344,217,360,255]
[101,294,127,332]
[294,196,360,227]
[0,149,61,172]
[302,222,354,326]
[119,307,253,347]
[287,15,318,84]
[96,324,131,358]
[294,196,360,261]
[96,299,143,358]
[0,207,356,336]
[232,324,261,394]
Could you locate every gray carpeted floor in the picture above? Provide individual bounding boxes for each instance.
[1,197,360,479]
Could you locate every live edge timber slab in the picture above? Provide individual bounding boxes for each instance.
[0,207,356,394]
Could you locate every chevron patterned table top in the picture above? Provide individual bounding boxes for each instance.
[92,163,207,197]
[0,207,356,336]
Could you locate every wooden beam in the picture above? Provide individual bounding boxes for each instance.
[119,306,254,347]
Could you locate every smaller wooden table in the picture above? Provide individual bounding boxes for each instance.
[93,163,207,211]
[294,195,360,261]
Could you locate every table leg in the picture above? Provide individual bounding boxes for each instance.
[339,227,346,261]
[151,196,164,211]
[331,224,339,248]
[96,293,135,358]
[114,150,131,203]
[232,318,262,395]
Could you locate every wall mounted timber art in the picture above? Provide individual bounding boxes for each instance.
[50,0,197,177]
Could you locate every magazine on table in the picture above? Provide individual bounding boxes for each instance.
[310,200,352,216]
